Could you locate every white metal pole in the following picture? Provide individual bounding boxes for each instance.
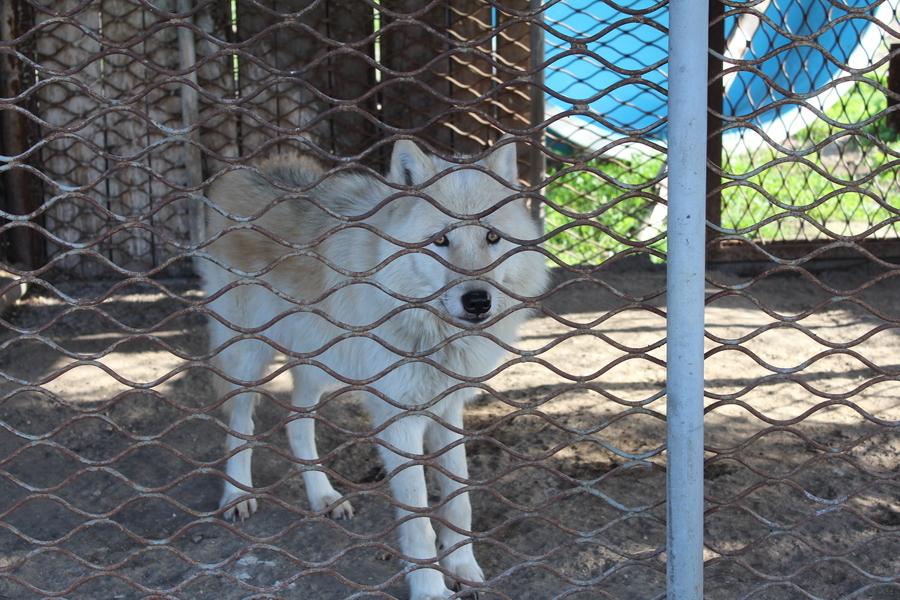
[666,0,708,598]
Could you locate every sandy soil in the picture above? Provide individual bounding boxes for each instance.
[0,259,898,600]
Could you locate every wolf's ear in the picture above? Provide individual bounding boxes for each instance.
[388,140,435,187]
[482,135,518,185]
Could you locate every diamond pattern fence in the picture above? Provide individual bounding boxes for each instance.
[0,0,898,599]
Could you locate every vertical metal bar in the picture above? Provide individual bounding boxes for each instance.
[666,0,708,598]
[528,0,545,224]
[887,43,900,132]
[177,0,205,260]
[706,0,724,243]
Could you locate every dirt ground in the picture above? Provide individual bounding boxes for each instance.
[1,259,898,600]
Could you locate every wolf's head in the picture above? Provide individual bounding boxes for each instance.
[377,138,548,329]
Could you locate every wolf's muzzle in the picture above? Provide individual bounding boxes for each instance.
[461,290,491,318]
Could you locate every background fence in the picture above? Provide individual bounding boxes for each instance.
[1,0,899,599]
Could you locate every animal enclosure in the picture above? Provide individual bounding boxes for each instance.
[1,1,899,599]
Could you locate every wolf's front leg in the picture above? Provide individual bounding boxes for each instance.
[220,390,258,520]
[212,336,275,521]
[288,367,353,519]
[426,411,485,593]
[379,417,457,600]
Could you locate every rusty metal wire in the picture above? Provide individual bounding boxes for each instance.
[707,0,900,263]
[702,3,900,598]
[1,0,899,599]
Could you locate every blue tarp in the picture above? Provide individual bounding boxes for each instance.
[543,0,881,146]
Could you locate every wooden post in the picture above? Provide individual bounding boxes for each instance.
[378,0,458,156]
[495,0,537,183]
[379,0,534,164]
[529,0,546,223]
[706,0,725,244]
[887,44,900,132]
[34,2,105,277]
[178,0,206,254]
[235,0,374,161]
[0,0,45,269]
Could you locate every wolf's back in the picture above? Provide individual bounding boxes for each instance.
[204,154,332,274]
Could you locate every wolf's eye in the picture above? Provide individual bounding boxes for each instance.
[486,230,501,244]
[433,234,449,247]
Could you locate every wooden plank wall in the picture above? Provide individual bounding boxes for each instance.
[27,0,534,276]
[35,2,108,277]
[380,0,532,171]
[34,0,237,277]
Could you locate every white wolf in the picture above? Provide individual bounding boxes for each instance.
[201,138,548,600]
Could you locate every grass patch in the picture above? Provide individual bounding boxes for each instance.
[544,73,900,266]
[544,154,666,265]
[720,72,900,241]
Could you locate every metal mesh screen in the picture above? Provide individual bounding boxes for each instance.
[0,1,898,600]
[704,1,900,597]
[33,0,196,278]
[541,0,668,266]
[709,0,900,261]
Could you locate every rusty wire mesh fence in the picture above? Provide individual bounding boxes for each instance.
[0,0,899,599]
[703,1,900,597]
[707,0,900,263]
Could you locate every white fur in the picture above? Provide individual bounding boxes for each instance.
[201,138,548,600]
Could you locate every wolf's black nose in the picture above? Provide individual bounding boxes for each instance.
[461,290,491,315]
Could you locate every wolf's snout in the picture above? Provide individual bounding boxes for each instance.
[461,290,491,316]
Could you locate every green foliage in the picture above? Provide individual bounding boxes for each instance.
[720,71,900,241]
[800,71,900,147]
[543,72,900,264]
[544,155,666,265]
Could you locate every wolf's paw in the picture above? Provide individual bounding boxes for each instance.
[449,581,481,599]
[412,591,454,600]
[311,489,354,520]
[447,571,483,600]
[414,589,478,600]
[442,552,484,586]
[446,561,484,585]
[442,555,484,599]
[329,500,354,520]
[220,490,258,521]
